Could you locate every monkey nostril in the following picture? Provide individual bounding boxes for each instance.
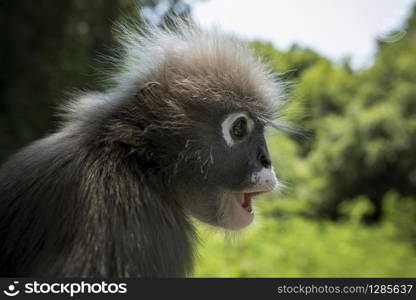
[259,154,271,169]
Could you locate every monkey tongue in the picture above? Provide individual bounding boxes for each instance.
[242,192,263,213]
[241,197,252,213]
[241,193,258,213]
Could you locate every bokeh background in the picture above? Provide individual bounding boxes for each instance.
[1,0,416,277]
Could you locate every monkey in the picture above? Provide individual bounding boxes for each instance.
[0,20,283,277]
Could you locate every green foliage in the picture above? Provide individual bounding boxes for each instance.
[195,197,416,277]
[251,42,327,80]
[383,191,416,244]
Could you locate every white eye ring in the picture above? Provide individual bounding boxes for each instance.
[221,112,254,147]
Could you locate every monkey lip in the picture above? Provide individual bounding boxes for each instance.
[235,191,267,214]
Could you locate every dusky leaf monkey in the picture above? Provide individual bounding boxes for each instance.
[0,20,284,277]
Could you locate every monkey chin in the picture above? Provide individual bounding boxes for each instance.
[220,191,267,230]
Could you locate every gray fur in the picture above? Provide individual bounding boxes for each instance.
[0,20,281,277]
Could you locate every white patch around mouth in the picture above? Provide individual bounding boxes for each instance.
[219,168,279,230]
[250,167,278,192]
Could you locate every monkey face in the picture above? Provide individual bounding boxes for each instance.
[177,110,278,230]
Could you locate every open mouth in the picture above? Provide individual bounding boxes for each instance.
[224,188,274,230]
[235,191,266,214]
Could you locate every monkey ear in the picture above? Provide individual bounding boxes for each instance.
[107,82,162,148]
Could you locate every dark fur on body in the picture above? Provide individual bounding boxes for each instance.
[0,97,196,277]
[0,22,281,277]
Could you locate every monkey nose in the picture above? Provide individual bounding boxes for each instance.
[257,151,271,169]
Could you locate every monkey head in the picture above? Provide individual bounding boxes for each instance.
[108,23,283,230]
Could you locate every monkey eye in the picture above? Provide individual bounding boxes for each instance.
[221,112,254,147]
[231,117,248,139]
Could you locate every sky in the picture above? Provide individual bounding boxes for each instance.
[190,0,416,69]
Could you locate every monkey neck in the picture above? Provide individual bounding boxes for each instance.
[73,148,197,277]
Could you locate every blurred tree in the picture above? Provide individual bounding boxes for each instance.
[252,6,416,225]
[251,41,333,155]
[251,41,327,81]
[305,6,416,222]
[292,60,355,155]
[0,0,192,162]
